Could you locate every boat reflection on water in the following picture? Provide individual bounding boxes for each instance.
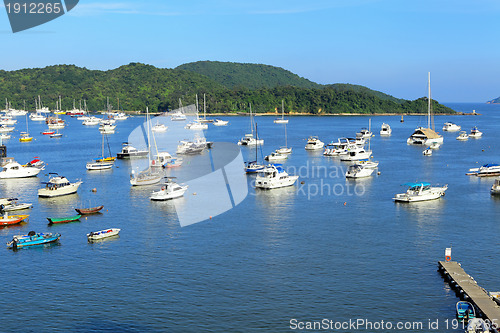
[0,177,41,197]
[255,185,296,217]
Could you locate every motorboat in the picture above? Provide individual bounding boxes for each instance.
[82,117,100,126]
[113,113,128,120]
[86,161,114,170]
[442,122,461,131]
[170,110,187,121]
[340,146,372,161]
[177,140,205,155]
[264,151,288,162]
[357,159,379,169]
[213,119,229,126]
[99,123,116,134]
[0,157,43,178]
[238,133,264,146]
[7,231,61,249]
[393,182,448,202]
[456,301,476,320]
[38,174,82,198]
[304,136,324,150]
[490,177,500,195]
[99,117,116,125]
[423,148,433,156]
[429,142,440,149]
[164,157,183,168]
[29,113,46,121]
[467,164,500,177]
[0,212,29,226]
[87,228,121,241]
[185,121,208,130]
[345,164,374,178]
[153,152,173,167]
[380,123,392,136]
[356,128,373,138]
[24,157,45,169]
[117,143,148,159]
[323,140,351,157]
[244,161,266,173]
[469,126,483,138]
[465,318,491,333]
[152,123,168,132]
[255,164,298,189]
[0,125,15,133]
[150,179,188,200]
[456,131,469,141]
[0,198,32,212]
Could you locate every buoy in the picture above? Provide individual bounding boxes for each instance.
[377,171,381,175]
[445,256,451,261]
[92,188,97,192]
[300,181,305,184]
[209,216,212,219]
[343,202,347,206]
[193,192,197,195]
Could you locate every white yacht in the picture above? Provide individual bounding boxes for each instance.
[99,123,116,134]
[442,122,461,132]
[467,163,500,177]
[276,147,292,154]
[255,164,298,189]
[170,110,187,121]
[264,151,288,162]
[456,131,469,140]
[340,146,372,161]
[274,100,289,124]
[393,182,448,202]
[152,123,168,132]
[380,123,392,136]
[150,179,188,201]
[117,143,149,159]
[0,157,43,178]
[130,167,163,186]
[345,164,374,178]
[29,113,46,121]
[213,119,229,126]
[38,174,82,198]
[238,134,264,146]
[423,148,433,156]
[357,159,379,169]
[491,178,500,195]
[469,126,483,138]
[304,136,324,150]
[113,113,128,120]
[82,117,100,126]
[356,128,373,138]
[185,121,208,130]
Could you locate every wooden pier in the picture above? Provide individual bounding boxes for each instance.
[438,260,500,328]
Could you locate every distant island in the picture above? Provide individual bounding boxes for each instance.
[0,61,456,115]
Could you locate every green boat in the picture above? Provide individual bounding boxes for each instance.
[47,214,81,224]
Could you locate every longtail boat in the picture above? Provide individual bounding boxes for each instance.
[75,205,104,215]
[47,214,81,224]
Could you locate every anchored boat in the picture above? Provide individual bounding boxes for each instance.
[87,228,120,241]
[47,214,81,224]
[7,231,61,249]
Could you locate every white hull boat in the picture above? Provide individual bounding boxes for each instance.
[264,152,288,162]
[491,178,500,195]
[345,164,374,178]
[0,159,42,179]
[213,119,228,126]
[87,228,120,241]
[305,136,324,150]
[340,147,372,161]
[442,122,461,131]
[38,175,82,198]
[380,123,392,136]
[255,164,298,189]
[393,182,448,202]
[456,131,469,140]
[150,180,188,200]
[469,127,482,138]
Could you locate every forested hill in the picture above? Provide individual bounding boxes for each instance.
[487,97,500,104]
[176,61,321,90]
[0,62,455,114]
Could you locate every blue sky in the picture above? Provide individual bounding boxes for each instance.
[1,0,499,102]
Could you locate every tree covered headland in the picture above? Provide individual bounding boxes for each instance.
[0,62,455,114]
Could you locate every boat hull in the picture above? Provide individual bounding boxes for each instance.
[38,182,82,198]
[87,228,120,241]
[47,215,81,224]
[255,175,298,189]
[7,232,61,249]
[75,205,104,214]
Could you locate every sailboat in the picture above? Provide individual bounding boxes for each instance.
[49,127,63,138]
[185,94,209,130]
[276,123,292,154]
[407,73,443,146]
[274,100,289,124]
[96,134,116,162]
[238,104,264,146]
[130,107,163,186]
[199,94,213,123]
[87,133,114,170]
[244,123,266,173]
[19,114,33,142]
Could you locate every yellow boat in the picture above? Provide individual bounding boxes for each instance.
[54,111,66,115]
[19,132,33,142]
[96,156,116,162]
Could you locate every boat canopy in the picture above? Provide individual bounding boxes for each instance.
[403,182,431,187]
[482,163,499,168]
[413,128,441,139]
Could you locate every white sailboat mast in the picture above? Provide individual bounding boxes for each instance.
[428,72,431,129]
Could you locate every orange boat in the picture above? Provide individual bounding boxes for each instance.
[0,213,29,226]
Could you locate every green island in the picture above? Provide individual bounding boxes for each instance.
[0,61,456,115]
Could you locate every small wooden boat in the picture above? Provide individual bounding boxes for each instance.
[7,231,61,249]
[87,228,120,241]
[0,213,29,226]
[75,205,104,215]
[47,214,81,224]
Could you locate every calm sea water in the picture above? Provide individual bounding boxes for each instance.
[1,103,500,332]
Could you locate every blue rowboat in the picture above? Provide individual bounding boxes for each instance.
[456,301,476,320]
[6,231,61,249]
